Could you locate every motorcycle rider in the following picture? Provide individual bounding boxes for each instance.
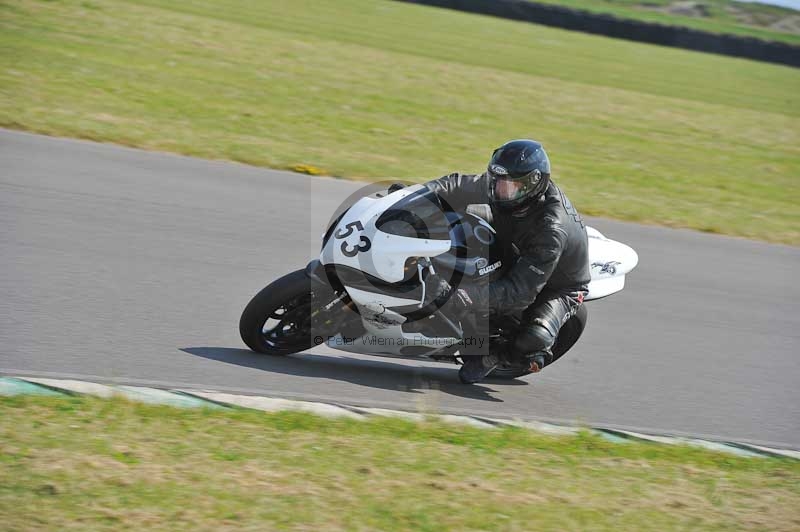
[423,139,590,384]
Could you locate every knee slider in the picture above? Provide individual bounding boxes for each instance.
[513,320,555,357]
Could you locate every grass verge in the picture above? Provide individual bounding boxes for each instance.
[1,0,799,243]
[1,395,800,531]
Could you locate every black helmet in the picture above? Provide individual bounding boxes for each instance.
[487,139,551,213]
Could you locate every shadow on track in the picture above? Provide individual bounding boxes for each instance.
[181,347,529,403]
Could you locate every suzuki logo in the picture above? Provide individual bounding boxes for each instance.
[478,260,502,276]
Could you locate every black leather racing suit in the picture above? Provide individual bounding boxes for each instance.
[426,172,591,366]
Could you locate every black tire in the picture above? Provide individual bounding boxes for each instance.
[550,304,588,364]
[239,269,317,355]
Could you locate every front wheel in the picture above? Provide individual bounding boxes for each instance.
[239,269,318,355]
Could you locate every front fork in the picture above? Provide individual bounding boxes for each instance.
[305,260,360,338]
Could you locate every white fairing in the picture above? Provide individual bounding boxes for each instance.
[327,286,459,356]
[320,184,451,283]
[585,226,639,300]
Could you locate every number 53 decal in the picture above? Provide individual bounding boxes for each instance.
[334,221,372,257]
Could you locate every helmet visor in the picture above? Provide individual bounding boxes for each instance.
[492,176,530,202]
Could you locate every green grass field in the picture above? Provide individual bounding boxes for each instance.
[1,0,798,243]
[2,395,799,531]
[531,0,800,45]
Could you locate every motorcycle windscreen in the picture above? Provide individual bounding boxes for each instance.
[375,187,451,241]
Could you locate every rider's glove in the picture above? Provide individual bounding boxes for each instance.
[423,273,452,307]
[423,274,474,312]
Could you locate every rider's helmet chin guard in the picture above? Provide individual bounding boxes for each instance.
[487,139,551,216]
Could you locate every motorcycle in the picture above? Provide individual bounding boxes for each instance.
[240,183,638,380]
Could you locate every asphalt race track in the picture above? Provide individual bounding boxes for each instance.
[2,129,798,447]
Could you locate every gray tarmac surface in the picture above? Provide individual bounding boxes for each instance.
[2,129,798,447]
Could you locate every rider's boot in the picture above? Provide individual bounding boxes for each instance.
[458,353,499,384]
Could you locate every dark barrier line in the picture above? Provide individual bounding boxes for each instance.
[395,0,800,68]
